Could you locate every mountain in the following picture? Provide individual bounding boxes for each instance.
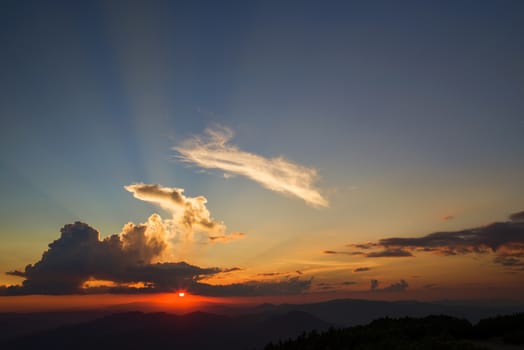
[266,313,524,350]
[1,310,330,350]
[1,298,522,349]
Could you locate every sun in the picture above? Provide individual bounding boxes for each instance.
[178,291,185,297]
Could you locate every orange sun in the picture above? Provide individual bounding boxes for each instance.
[178,292,185,297]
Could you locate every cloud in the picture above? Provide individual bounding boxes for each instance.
[3,220,310,296]
[370,279,408,292]
[257,272,287,277]
[346,243,377,249]
[316,282,335,291]
[187,276,312,297]
[342,281,357,285]
[125,183,225,236]
[365,249,413,258]
[175,125,328,208]
[125,183,243,245]
[4,217,212,294]
[353,267,371,272]
[208,232,245,243]
[345,211,524,270]
[323,249,411,258]
[323,250,364,256]
[442,215,455,221]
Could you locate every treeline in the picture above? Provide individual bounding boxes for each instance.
[265,313,524,350]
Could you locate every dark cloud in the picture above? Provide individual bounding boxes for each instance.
[342,281,357,285]
[187,277,312,297]
[365,249,413,258]
[347,243,377,249]
[377,223,522,253]
[2,220,310,296]
[353,267,371,273]
[257,272,287,277]
[370,279,408,292]
[323,250,364,256]
[316,282,334,290]
[324,249,411,258]
[81,276,312,296]
[493,256,524,267]
[3,219,214,294]
[509,210,524,222]
[346,212,524,270]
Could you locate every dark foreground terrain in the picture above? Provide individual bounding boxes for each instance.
[266,313,524,350]
[1,299,523,350]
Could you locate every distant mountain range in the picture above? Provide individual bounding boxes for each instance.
[1,298,523,349]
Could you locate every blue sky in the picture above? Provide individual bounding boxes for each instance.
[1,1,523,299]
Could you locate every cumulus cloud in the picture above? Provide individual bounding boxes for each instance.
[2,220,310,296]
[125,183,244,245]
[175,125,328,208]
[4,218,211,294]
[125,183,225,236]
[370,279,408,292]
[344,211,524,270]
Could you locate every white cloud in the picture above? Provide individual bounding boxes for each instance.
[175,126,328,208]
[124,183,244,244]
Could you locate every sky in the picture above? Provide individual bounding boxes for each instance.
[1,0,523,306]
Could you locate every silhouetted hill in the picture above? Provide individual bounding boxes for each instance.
[222,298,524,326]
[1,310,330,350]
[0,310,110,341]
[265,313,524,350]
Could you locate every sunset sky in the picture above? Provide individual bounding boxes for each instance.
[1,1,523,307]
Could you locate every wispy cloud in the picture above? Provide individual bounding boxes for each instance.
[175,125,328,208]
[370,279,408,292]
[366,249,413,258]
[323,249,412,258]
[353,267,371,272]
[208,232,245,243]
